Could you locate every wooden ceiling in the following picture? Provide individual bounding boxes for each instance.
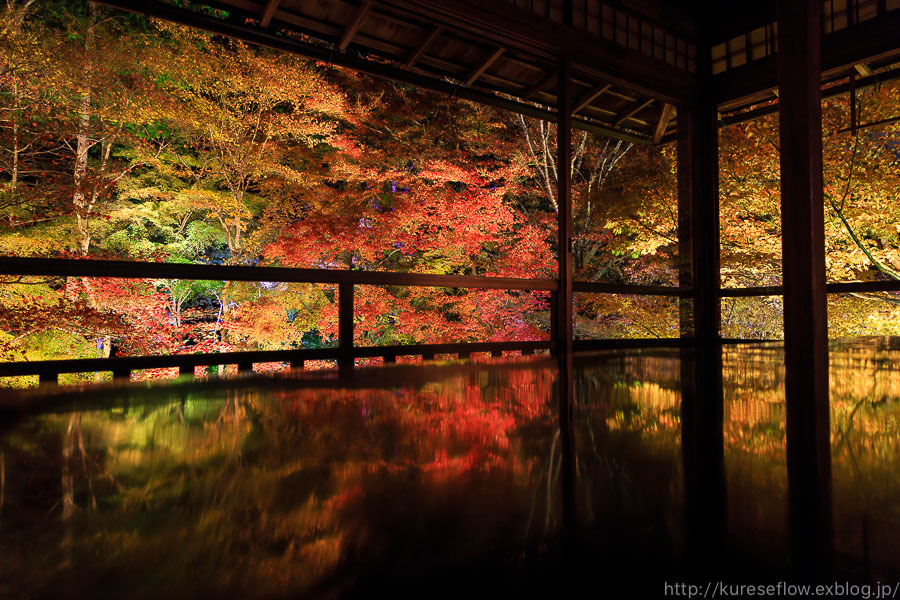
[97,0,900,144]
[99,0,697,144]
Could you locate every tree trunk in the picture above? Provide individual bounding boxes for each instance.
[10,80,18,190]
[72,3,96,256]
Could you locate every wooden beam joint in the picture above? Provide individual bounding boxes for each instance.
[259,0,281,28]
[465,47,505,86]
[573,84,611,115]
[405,25,442,69]
[614,98,654,127]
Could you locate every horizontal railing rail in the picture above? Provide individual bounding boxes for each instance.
[1,257,693,295]
[721,280,900,297]
[0,256,700,384]
[0,340,555,382]
[574,338,688,350]
[0,257,557,290]
[572,281,691,296]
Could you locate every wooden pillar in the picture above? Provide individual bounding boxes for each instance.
[677,73,720,342]
[777,0,833,576]
[338,281,354,370]
[555,54,576,546]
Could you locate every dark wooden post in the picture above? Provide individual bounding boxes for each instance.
[338,281,354,369]
[677,72,720,342]
[777,0,833,576]
[179,365,193,378]
[555,54,576,546]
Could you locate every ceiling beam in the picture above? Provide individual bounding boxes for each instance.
[572,84,611,114]
[614,98,654,127]
[405,25,443,68]
[720,65,900,127]
[337,0,373,52]
[521,71,556,101]
[465,47,505,86]
[713,8,900,107]
[259,0,281,28]
[652,103,675,144]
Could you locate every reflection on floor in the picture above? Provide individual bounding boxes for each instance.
[1,338,899,598]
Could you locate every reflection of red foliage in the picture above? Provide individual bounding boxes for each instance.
[272,366,555,477]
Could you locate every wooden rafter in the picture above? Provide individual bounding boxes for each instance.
[337,0,373,51]
[465,47,505,86]
[522,71,556,100]
[614,98,654,127]
[572,84,611,114]
[405,25,443,68]
[259,0,281,28]
[652,103,675,144]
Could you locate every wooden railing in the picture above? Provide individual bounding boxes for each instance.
[0,257,691,383]
[720,280,900,297]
